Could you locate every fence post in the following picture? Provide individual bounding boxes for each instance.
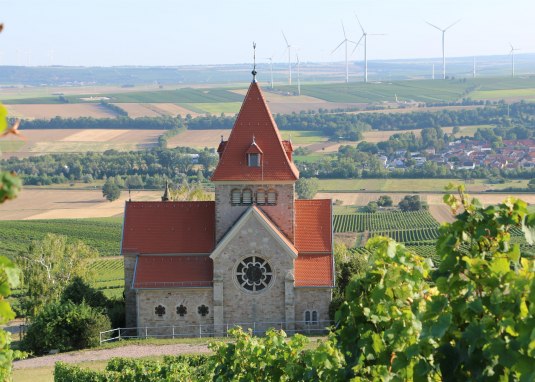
[199,324,202,338]
[118,328,121,341]
[172,325,175,339]
[226,323,229,337]
[145,327,148,339]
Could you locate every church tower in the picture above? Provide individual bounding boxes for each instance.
[211,79,299,242]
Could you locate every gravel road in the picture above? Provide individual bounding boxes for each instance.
[13,343,212,369]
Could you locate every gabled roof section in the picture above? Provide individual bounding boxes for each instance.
[295,253,334,287]
[211,206,298,259]
[133,255,213,288]
[211,81,299,181]
[122,201,215,254]
[294,199,332,253]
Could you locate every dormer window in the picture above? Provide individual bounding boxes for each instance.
[248,153,260,167]
[246,136,263,167]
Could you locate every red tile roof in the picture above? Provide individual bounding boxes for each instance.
[295,253,333,287]
[294,199,332,253]
[253,206,297,256]
[211,82,299,181]
[134,255,213,288]
[122,201,215,254]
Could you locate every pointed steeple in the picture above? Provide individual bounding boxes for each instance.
[211,81,299,182]
[161,180,170,202]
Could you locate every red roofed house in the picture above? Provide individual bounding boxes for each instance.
[122,73,334,335]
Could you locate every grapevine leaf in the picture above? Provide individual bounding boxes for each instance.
[521,213,535,245]
[0,103,7,133]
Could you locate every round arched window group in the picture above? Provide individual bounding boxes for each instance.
[231,188,277,206]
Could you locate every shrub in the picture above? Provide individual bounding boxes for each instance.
[22,301,111,355]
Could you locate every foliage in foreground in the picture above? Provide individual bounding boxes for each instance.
[54,355,212,382]
[22,300,111,355]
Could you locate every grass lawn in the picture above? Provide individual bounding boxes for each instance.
[456,124,495,137]
[470,88,535,101]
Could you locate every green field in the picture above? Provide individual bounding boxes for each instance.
[456,124,495,137]
[182,102,242,114]
[278,130,328,144]
[0,140,25,153]
[91,257,124,298]
[0,217,122,258]
[318,178,528,192]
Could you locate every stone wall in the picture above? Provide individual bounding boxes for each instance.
[294,288,332,330]
[214,183,295,242]
[137,288,213,337]
[213,212,295,327]
[123,254,137,328]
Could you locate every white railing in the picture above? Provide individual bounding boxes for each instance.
[99,320,333,344]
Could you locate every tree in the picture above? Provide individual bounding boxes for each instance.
[398,194,422,211]
[295,177,319,199]
[364,201,378,213]
[452,125,461,135]
[377,195,393,207]
[18,234,97,317]
[102,178,121,202]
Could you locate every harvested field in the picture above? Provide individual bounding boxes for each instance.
[6,104,116,119]
[0,129,164,158]
[429,204,455,224]
[167,128,230,149]
[0,189,161,220]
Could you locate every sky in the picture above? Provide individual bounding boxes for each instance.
[0,0,534,67]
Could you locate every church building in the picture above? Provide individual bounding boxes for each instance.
[121,73,334,335]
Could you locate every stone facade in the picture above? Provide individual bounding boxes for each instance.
[215,183,295,242]
[136,288,213,337]
[294,288,332,330]
[123,254,137,328]
[212,210,295,326]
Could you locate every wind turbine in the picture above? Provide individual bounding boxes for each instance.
[510,44,520,77]
[282,31,292,85]
[426,19,461,80]
[296,53,301,95]
[265,56,274,88]
[354,14,384,83]
[331,21,357,83]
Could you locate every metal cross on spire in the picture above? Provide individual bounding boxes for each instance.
[252,41,257,82]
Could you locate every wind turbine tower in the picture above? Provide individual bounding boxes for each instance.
[473,57,476,78]
[266,57,274,88]
[331,21,357,83]
[296,53,301,96]
[282,31,292,85]
[354,14,384,83]
[426,19,460,80]
[510,44,520,77]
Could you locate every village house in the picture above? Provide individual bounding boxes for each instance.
[120,73,334,336]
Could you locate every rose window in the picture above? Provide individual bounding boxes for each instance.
[236,256,273,292]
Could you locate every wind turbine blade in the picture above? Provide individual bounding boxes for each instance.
[351,35,365,55]
[444,19,461,31]
[341,21,347,39]
[282,31,289,47]
[331,40,345,54]
[368,33,386,36]
[354,13,365,34]
[425,21,442,31]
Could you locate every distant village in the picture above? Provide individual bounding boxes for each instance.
[378,138,535,171]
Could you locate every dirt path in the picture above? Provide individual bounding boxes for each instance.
[13,343,212,369]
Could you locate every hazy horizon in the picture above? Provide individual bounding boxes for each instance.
[0,0,534,67]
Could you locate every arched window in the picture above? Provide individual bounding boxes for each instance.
[267,189,277,205]
[256,188,266,205]
[312,311,318,324]
[242,189,252,205]
[305,311,311,324]
[231,189,241,205]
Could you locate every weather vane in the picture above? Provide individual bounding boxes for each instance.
[252,41,257,82]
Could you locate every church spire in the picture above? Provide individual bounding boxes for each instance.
[161,180,170,202]
[251,42,257,83]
